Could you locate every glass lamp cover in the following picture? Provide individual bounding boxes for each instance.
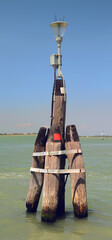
[50,21,68,38]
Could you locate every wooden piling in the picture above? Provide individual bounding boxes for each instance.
[26,127,48,213]
[51,78,66,140]
[41,125,62,222]
[66,125,88,218]
[51,78,66,215]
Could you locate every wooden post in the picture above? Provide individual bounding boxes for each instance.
[65,125,88,218]
[41,125,62,222]
[26,127,48,213]
[51,78,66,140]
[51,78,66,215]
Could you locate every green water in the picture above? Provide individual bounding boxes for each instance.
[0,136,112,240]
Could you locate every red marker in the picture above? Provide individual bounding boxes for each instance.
[54,133,61,141]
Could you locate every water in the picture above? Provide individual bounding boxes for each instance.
[0,135,112,240]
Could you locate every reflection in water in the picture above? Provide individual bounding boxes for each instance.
[25,210,89,240]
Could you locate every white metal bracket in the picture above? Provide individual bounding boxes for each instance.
[30,167,85,174]
[32,149,82,157]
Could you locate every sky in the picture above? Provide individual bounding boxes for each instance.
[0,0,112,136]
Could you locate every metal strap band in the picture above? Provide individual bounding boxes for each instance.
[30,167,85,174]
[32,149,82,157]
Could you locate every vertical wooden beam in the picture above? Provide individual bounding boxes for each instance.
[51,78,66,215]
[41,125,62,222]
[51,78,66,140]
[26,127,48,213]
[66,125,88,218]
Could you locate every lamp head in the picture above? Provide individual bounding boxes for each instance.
[50,20,68,78]
[50,21,68,39]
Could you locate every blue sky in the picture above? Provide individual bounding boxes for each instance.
[0,0,112,135]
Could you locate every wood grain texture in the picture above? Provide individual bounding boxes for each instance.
[51,79,66,216]
[41,126,62,221]
[26,127,48,213]
[66,125,88,218]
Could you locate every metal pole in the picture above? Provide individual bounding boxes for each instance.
[56,36,63,77]
[51,68,56,125]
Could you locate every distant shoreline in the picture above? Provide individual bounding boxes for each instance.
[0,134,112,138]
[0,133,37,136]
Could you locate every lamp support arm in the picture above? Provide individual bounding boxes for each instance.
[56,36,63,77]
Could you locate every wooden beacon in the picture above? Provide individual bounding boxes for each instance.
[26,20,88,221]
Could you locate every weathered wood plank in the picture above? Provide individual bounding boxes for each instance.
[66,125,88,218]
[41,126,62,222]
[51,78,66,216]
[26,127,48,213]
